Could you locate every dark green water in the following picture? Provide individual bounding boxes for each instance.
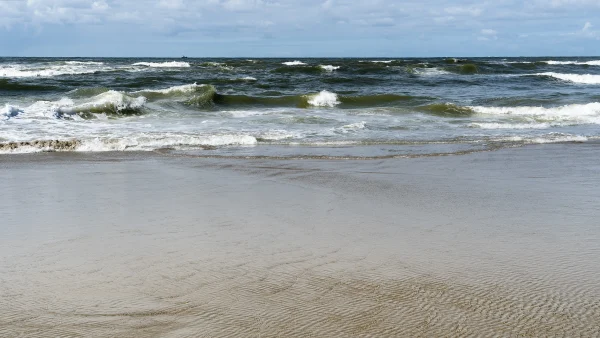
[1,57,600,156]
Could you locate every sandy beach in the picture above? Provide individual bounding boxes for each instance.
[1,143,600,337]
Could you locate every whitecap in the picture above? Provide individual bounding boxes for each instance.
[319,65,340,72]
[306,90,340,107]
[2,105,23,119]
[468,102,600,124]
[132,83,205,95]
[543,60,600,66]
[132,61,191,68]
[282,61,307,66]
[533,72,600,84]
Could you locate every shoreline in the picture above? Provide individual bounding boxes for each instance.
[1,143,600,336]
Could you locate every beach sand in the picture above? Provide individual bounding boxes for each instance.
[1,143,600,337]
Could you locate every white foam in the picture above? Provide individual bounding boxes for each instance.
[0,134,258,154]
[76,134,257,152]
[414,68,451,76]
[0,64,100,78]
[307,90,340,107]
[16,92,145,119]
[470,122,552,129]
[2,105,23,119]
[544,60,600,66]
[499,134,588,144]
[56,91,146,116]
[534,72,600,84]
[256,130,299,141]
[336,121,366,133]
[282,61,307,66]
[240,76,257,81]
[370,60,394,63]
[320,65,340,71]
[64,61,104,65]
[132,61,190,68]
[133,83,204,95]
[469,102,600,122]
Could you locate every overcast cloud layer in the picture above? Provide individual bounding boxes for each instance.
[0,0,599,56]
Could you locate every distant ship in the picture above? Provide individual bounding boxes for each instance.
[181,56,188,59]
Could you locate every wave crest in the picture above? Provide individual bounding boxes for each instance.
[306,91,340,107]
[132,61,191,68]
[533,72,600,84]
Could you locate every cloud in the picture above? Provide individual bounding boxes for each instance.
[444,6,482,17]
[574,21,599,39]
[0,0,599,56]
[478,28,498,41]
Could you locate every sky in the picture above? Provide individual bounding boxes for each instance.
[0,0,599,57]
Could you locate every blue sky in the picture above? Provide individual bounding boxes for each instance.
[0,0,599,57]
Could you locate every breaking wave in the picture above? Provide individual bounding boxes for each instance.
[319,65,340,72]
[532,72,600,84]
[543,60,600,66]
[282,61,307,66]
[0,134,258,154]
[469,102,600,120]
[132,61,191,68]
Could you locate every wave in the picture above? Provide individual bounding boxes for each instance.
[5,83,429,115]
[0,64,101,78]
[199,62,233,70]
[132,61,190,68]
[282,61,307,66]
[57,91,146,118]
[64,61,104,65]
[133,83,205,96]
[532,72,600,84]
[0,79,57,91]
[6,91,147,120]
[543,60,600,66]
[498,134,588,144]
[319,65,340,72]
[335,121,366,133]
[444,64,479,74]
[2,105,23,119]
[416,103,475,117]
[468,102,600,123]
[307,90,339,107]
[0,134,258,154]
[412,67,452,76]
[470,122,552,129]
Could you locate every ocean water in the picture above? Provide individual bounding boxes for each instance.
[1,57,600,156]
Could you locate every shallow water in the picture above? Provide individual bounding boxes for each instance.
[1,143,599,336]
[1,57,600,156]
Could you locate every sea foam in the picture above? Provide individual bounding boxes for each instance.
[469,102,600,122]
[534,72,600,84]
[320,65,340,71]
[307,91,340,107]
[282,61,307,66]
[132,61,191,68]
[543,60,600,66]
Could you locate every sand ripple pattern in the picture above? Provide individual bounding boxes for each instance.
[1,237,599,337]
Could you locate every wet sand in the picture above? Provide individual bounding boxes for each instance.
[1,144,600,337]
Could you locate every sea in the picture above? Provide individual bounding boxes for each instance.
[1,57,600,157]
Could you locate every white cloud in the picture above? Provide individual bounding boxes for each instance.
[562,21,599,39]
[157,0,183,10]
[221,0,264,11]
[91,1,109,11]
[481,29,497,35]
[444,6,482,17]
